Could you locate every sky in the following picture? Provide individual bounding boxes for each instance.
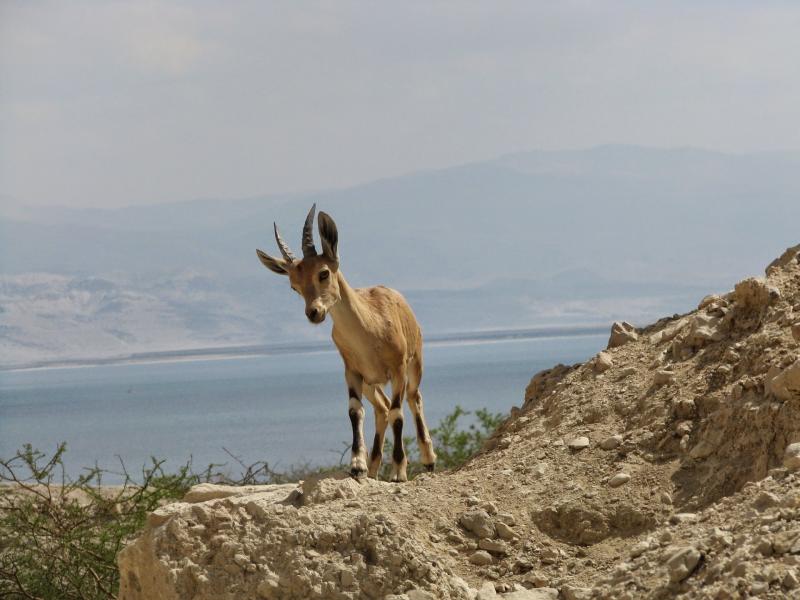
[2,1,800,210]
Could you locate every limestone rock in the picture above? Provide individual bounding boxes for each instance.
[592,351,614,374]
[302,472,364,505]
[502,589,558,600]
[469,550,494,566]
[476,582,498,599]
[666,546,702,582]
[495,521,516,540]
[608,321,638,348]
[478,538,508,555]
[654,369,675,386]
[460,508,496,539]
[784,443,800,470]
[600,435,623,450]
[734,277,776,310]
[567,436,590,451]
[608,472,631,488]
[767,359,800,402]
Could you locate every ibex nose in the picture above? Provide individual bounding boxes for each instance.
[306,308,320,322]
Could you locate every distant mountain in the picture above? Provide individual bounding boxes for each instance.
[2,145,797,366]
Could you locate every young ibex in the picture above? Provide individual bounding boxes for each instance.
[256,205,436,481]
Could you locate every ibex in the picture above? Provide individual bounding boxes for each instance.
[256,205,436,482]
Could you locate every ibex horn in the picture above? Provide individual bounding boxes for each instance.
[273,222,295,262]
[302,203,318,257]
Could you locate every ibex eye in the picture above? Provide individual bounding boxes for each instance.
[319,270,330,281]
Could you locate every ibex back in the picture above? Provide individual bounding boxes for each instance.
[256,205,436,481]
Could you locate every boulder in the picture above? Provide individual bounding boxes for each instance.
[592,351,614,374]
[608,321,638,348]
[767,359,800,402]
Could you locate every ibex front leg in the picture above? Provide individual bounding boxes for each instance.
[345,369,367,478]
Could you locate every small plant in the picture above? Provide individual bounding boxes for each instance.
[400,405,504,478]
[0,443,205,600]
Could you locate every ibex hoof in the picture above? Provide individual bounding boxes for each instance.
[349,466,367,479]
[424,463,435,473]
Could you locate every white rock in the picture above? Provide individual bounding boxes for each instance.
[608,472,631,488]
[502,589,559,600]
[476,582,498,599]
[407,591,437,600]
[670,513,699,524]
[608,321,638,348]
[593,351,614,374]
[630,540,652,558]
[567,436,590,451]
[665,546,702,582]
[784,443,800,470]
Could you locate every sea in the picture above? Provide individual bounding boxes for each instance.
[0,331,606,483]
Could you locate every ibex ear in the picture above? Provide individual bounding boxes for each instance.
[317,211,338,263]
[256,249,290,276]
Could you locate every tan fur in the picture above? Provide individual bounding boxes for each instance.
[257,209,436,482]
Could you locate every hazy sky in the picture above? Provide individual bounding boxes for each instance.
[2,1,800,210]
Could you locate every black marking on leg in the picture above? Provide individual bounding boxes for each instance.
[348,387,358,399]
[390,395,402,410]
[424,463,435,473]
[370,433,382,461]
[392,418,405,464]
[414,414,426,441]
[349,408,362,454]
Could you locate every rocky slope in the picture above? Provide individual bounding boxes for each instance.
[118,244,800,600]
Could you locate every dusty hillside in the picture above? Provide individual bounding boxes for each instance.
[118,244,800,600]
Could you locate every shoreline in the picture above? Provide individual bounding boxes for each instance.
[0,324,608,373]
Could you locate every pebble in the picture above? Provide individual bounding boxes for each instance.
[600,435,622,450]
[567,436,590,451]
[784,569,799,589]
[495,521,516,541]
[503,589,559,600]
[784,443,800,470]
[478,538,508,555]
[469,550,494,566]
[496,512,516,526]
[608,472,631,487]
[670,513,699,524]
[654,369,675,386]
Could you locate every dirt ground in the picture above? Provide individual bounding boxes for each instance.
[118,244,800,600]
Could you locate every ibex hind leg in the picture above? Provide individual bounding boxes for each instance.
[407,355,436,472]
[388,369,408,483]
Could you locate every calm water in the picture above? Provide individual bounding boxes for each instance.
[0,334,604,482]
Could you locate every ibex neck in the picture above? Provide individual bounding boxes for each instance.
[329,271,366,325]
